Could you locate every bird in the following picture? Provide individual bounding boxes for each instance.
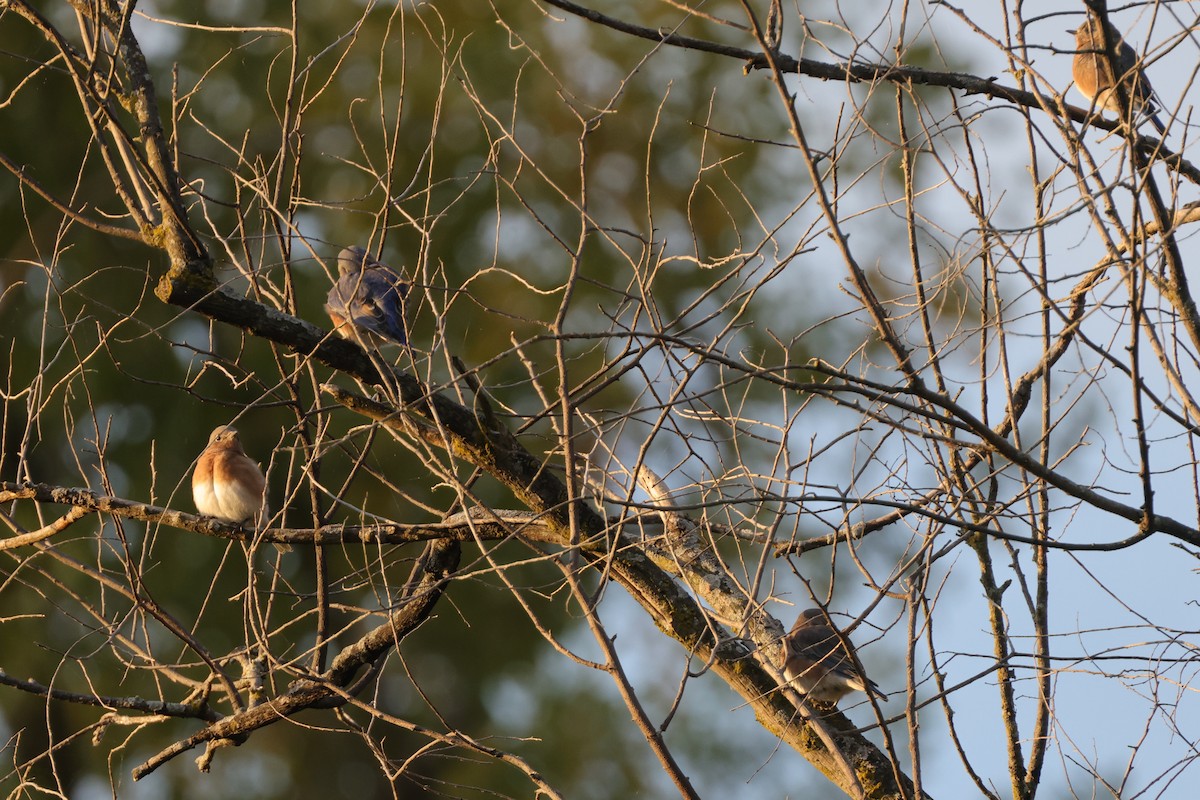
[324,245,409,347]
[192,425,289,552]
[781,608,886,705]
[1070,13,1166,134]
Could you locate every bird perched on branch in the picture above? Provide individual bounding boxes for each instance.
[1070,13,1166,134]
[192,425,288,552]
[325,245,409,347]
[781,608,886,705]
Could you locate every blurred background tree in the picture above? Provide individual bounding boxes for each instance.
[2,1,1199,798]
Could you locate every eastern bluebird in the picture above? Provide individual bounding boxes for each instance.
[781,608,886,705]
[192,425,289,552]
[1071,13,1166,134]
[324,246,409,347]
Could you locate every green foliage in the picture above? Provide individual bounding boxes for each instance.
[0,1,948,797]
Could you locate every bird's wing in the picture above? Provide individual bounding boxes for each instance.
[213,452,267,522]
[326,264,408,345]
[354,270,408,344]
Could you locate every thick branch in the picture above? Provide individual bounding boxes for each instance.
[538,0,1199,185]
[132,539,461,779]
[0,670,221,723]
[319,391,923,799]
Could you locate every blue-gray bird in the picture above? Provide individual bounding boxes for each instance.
[1070,13,1165,134]
[781,608,886,704]
[325,246,409,346]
